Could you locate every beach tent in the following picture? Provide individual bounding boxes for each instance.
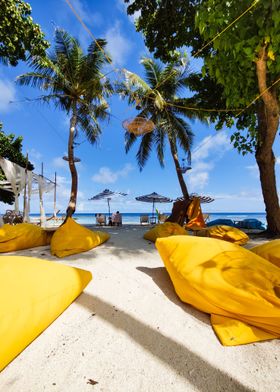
[89,189,127,217]
[135,192,173,219]
[0,157,55,225]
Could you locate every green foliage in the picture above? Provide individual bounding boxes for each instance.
[17,29,113,145]
[0,0,49,66]
[125,0,280,153]
[117,56,198,170]
[0,123,34,204]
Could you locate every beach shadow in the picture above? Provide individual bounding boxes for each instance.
[76,292,250,392]
[137,266,210,326]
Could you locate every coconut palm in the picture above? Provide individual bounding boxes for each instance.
[17,29,113,218]
[118,56,206,199]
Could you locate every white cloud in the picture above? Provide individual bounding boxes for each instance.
[92,163,134,184]
[192,132,231,162]
[116,0,141,23]
[52,157,69,170]
[71,0,103,25]
[105,22,133,66]
[187,132,231,191]
[0,79,16,112]
[28,148,42,161]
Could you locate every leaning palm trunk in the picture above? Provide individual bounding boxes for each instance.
[255,48,280,235]
[66,106,78,218]
[168,136,190,199]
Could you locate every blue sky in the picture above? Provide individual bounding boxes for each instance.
[0,0,278,214]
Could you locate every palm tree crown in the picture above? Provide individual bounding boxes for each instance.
[17,29,113,217]
[118,56,203,199]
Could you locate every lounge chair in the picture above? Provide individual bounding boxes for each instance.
[140,215,149,224]
[96,214,106,226]
[2,210,23,225]
[158,214,168,224]
[112,212,122,226]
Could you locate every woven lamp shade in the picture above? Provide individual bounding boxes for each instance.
[122,117,155,135]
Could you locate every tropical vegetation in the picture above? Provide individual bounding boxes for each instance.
[125,0,280,235]
[17,29,113,217]
[0,0,49,66]
[118,56,206,199]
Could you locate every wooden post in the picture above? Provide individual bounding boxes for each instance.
[23,153,28,222]
[54,172,57,218]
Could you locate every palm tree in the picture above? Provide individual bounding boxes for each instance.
[118,56,205,199]
[17,29,113,218]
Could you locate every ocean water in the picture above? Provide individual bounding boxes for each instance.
[30,212,267,227]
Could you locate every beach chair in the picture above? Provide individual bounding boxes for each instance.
[96,214,106,226]
[2,210,23,225]
[140,215,149,224]
[112,212,122,226]
[158,214,168,224]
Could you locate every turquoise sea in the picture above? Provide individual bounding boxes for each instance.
[30,212,267,227]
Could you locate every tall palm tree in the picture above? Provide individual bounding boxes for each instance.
[118,56,206,199]
[17,29,113,218]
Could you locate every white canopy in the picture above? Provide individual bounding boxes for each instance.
[0,157,55,225]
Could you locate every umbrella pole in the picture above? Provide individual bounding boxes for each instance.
[152,200,155,217]
[107,198,111,217]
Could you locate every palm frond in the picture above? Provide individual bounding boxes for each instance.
[141,58,162,88]
[136,131,154,170]
[124,131,138,153]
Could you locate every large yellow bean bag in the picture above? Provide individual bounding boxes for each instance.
[51,217,110,257]
[251,239,280,268]
[0,223,51,252]
[195,225,249,245]
[144,222,188,243]
[155,235,280,346]
[0,256,92,371]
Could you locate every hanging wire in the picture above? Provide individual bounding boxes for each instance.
[65,0,278,122]
[236,75,280,117]
[9,95,67,147]
[63,0,250,115]
[193,0,260,58]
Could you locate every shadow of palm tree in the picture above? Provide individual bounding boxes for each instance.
[76,292,250,392]
[137,266,210,326]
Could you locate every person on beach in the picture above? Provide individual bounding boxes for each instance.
[112,211,122,226]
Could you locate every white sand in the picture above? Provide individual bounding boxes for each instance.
[1,225,279,392]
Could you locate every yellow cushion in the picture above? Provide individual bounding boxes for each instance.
[144,222,188,243]
[251,239,280,268]
[196,225,249,245]
[0,256,92,371]
[155,235,280,346]
[0,223,50,252]
[51,217,110,257]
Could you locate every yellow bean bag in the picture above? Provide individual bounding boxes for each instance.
[251,239,280,268]
[0,223,51,252]
[195,225,249,245]
[51,217,110,257]
[155,235,280,346]
[144,222,188,243]
[0,256,92,371]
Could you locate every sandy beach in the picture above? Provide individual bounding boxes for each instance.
[0,225,279,392]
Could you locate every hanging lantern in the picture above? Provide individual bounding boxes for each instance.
[122,117,155,135]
